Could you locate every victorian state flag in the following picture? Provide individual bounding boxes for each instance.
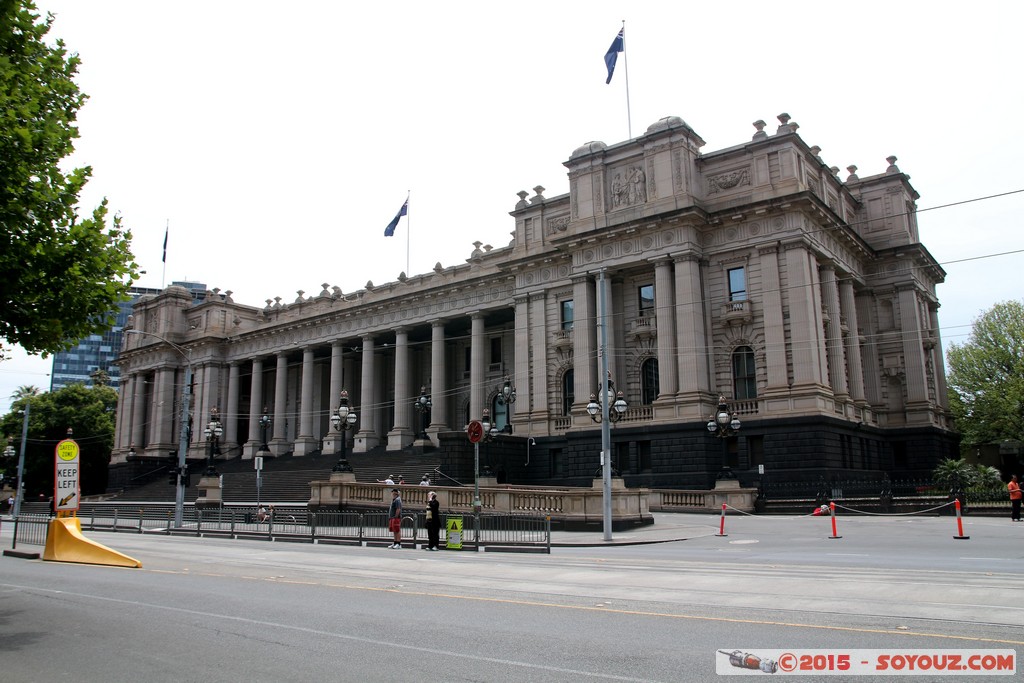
[383,197,408,237]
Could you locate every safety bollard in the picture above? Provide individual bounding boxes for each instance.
[953,498,970,540]
[828,501,842,539]
[716,503,728,537]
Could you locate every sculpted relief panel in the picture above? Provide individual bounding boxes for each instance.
[610,165,647,209]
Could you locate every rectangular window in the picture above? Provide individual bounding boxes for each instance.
[638,284,654,316]
[728,267,747,301]
[464,346,471,373]
[638,441,652,472]
[560,300,574,331]
[490,337,502,365]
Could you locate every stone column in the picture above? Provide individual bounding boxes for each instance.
[429,320,448,433]
[929,302,949,410]
[388,328,413,450]
[820,264,849,400]
[244,357,264,458]
[528,292,550,428]
[653,256,678,398]
[512,296,530,426]
[839,280,866,404]
[148,368,170,448]
[784,242,827,389]
[293,346,318,455]
[131,373,147,454]
[470,313,486,422]
[572,275,596,416]
[322,341,345,455]
[271,352,288,455]
[856,292,882,406]
[758,245,789,393]
[225,361,241,455]
[898,285,929,404]
[354,334,378,452]
[674,254,711,408]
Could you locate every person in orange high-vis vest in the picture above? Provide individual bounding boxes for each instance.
[1009,474,1022,522]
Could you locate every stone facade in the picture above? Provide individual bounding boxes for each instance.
[111,114,957,491]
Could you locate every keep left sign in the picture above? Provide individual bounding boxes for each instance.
[54,438,80,513]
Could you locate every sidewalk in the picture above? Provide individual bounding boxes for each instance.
[549,512,720,547]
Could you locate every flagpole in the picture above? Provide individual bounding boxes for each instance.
[405,190,411,277]
[161,219,168,288]
[622,20,632,139]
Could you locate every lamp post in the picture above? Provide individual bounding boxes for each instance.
[330,390,357,472]
[586,378,628,541]
[480,408,499,477]
[204,408,222,476]
[125,329,192,528]
[495,375,516,433]
[12,399,30,517]
[258,409,271,453]
[3,437,14,500]
[412,386,431,440]
[255,409,271,510]
[706,395,741,481]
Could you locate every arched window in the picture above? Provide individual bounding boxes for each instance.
[732,346,757,400]
[641,358,659,404]
[561,369,574,415]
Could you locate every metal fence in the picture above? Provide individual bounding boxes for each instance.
[52,503,552,552]
[9,514,50,549]
[761,478,1012,513]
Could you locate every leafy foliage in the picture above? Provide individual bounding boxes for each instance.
[932,457,976,492]
[946,300,1024,449]
[0,1,139,356]
[1,383,117,497]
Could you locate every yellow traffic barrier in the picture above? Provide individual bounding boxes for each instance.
[42,517,142,568]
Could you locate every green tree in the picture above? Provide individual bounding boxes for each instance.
[1,383,117,498]
[11,385,40,401]
[0,1,139,356]
[946,300,1024,450]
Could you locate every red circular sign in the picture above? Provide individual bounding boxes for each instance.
[467,420,483,443]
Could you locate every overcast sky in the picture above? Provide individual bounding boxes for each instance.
[3,0,1023,412]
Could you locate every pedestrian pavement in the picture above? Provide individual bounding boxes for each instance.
[550,512,721,547]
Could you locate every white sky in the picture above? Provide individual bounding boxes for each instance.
[3,0,1023,412]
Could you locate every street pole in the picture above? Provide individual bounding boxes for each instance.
[174,362,191,528]
[13,401,29,517]
[597,269,612,542]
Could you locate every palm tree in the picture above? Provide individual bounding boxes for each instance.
[932,458,976,494]
[11,385,40,401]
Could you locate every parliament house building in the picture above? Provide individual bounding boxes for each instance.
[110,114,958,492]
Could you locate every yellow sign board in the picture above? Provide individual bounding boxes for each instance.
[445,516,463,550]
[54,438,80,513]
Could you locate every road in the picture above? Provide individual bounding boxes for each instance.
[1,513,1021,682]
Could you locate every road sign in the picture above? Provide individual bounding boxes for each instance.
[467,420,483,443]
[446,516,463,550]
[254,456,263,471]
[54,438,81,513]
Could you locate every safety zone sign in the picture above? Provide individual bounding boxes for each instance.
[446,516,463,550]
[54,438,80,513]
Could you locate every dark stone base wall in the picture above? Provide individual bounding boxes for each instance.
[437,416,960,490]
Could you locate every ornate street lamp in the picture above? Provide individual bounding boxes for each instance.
[706,395,741,481]
[258,409,272,453]
[496,375,516,406]
[587,381,628,424]
[204,408,222,476]
[330,390,358,472]
[706,396,741,437]
[412,386,431,440]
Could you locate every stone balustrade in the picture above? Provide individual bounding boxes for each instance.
[307,474,758,529]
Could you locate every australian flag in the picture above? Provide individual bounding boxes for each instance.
[383,197,408,237]
[604,28,624,84]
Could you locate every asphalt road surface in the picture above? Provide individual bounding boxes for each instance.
[1,513,1021,682]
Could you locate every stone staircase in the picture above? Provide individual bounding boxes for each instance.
[103,448,445,504]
